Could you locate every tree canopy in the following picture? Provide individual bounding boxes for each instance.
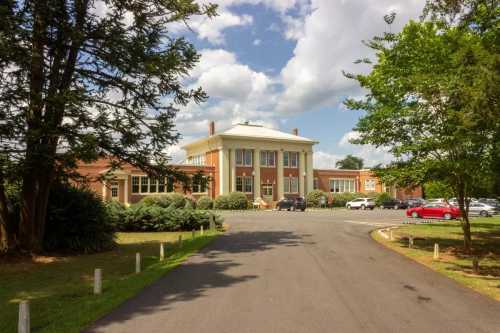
[344,0,499,252]
[335,155,364,170]
[0,0,217,253]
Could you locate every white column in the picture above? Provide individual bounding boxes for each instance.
[220,148,230,195]
[277,150,284,200]
[101,181,107,201]
[254,149,261,199]
[230,149,236,192]
[299,151,305,196]
[306,151,314,195]
[124,177,129,206]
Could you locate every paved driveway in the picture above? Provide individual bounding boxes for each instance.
[87,210,500,333]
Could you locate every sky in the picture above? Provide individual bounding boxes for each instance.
[149,0,425,168]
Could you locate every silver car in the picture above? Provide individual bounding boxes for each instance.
[468,202,499,217]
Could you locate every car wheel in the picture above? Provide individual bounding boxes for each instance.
[278,206,282,211]
[411,211,419,218]
[394,204,399,210]
[370,207,375,210]
[361,204,366,210]
[443,213,452,220]
[347,205,351,210]
[292,206,296,212]
[479,210,488,217]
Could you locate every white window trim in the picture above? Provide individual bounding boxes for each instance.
[364,179,376,191]
[283,151,298,168]
[329,178,357,193]
[192,176,209,194]
[236,149,253,167]
[131,175,175,195]
[284,176,299,194]
[260,151,276,168]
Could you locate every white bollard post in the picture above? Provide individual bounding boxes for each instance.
[200,225,204,236]
[160,243,165,261]
[433,243,440,260]
[94,268,102,295]
[18,301,30,333]
[209,215,216,230]
[135,253,141,274]
[408,236,414,248]
[389,230,394,241]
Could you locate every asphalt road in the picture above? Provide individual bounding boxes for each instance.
[87,210,500,333]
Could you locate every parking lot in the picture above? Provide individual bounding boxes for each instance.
[89,208,500,333]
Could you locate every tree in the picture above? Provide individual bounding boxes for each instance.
[344,0,499,253]
[336,155,364,170]
[423,181,454,199]
[0,0,217,253]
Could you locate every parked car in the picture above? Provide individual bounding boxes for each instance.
[425,198,447,204]
[406,198,425,208]
[468,202,499,217]
[478,198,500,208]
[277,197,306,211]
[381,199,408,209]
[406,203,461,220]
[346,198,376,210]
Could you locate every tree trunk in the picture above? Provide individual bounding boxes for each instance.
[457,187,472,254]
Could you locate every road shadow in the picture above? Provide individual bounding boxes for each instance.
[86,230,307,332]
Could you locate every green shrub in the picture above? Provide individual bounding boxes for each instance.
[331,192,365,207]
[117,206,223,232]
[214,192,249,210]
[184,198,195,209]
[197,196,213,210]
[306,190,328,207]
[104,200,127,227]
[44,184,116,253]
[375,192,393,206]
[168,193,186,208]
[139,195,172,208]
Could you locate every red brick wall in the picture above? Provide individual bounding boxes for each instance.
[260,167,277,201]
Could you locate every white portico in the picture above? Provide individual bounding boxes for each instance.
[182,122,317,202]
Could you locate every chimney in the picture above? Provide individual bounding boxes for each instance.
[209,121,215,136]
[292,128,299,136]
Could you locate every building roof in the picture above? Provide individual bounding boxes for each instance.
[183,123,317,149]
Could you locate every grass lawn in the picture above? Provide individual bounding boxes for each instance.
[373,216,500,301]
[0,230,219,333]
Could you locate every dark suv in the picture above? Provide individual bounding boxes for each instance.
[381,199,408,209]
[277,197,306,211]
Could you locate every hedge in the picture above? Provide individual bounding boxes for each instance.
[197,196,214,210]
[306,190,328,207]
[214,192,249,210]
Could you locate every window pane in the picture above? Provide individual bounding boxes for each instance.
[268,151,275,166]
[236,177,243,192]
[158,178,165,193]
[150,178,157,193]
[283,152,289,167]
[141,176,148,193]
[244,177,252,193]
[260,151,266,166]
[236,149,243,165]
[291,177,298,193]
[291,152,298,168]
[132,176,140,193]
[284,177,290,193]
[244,150,252,166]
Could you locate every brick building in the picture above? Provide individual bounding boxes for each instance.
[77,122,421,205]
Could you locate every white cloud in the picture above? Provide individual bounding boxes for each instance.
[253,39,262,46]
[313,151,342,169]
[338,131,394,167]
[190,12,253,44]
[277,0,424,114]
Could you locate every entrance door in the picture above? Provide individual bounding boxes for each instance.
[261,184,273,203]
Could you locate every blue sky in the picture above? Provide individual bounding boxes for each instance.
[164,0,425,168]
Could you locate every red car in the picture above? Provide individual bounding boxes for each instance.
[406,203,461,220]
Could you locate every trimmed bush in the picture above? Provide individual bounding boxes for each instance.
[306,190,328,207]
[197,196,214,210]
[105,200,127,228]
[44,184,116,253]
[139,195,172,208]
[375,192,393,206]
[331,192,365,207]
[168,193,186,208]
[214,192,249,210]
[117,206,223,232]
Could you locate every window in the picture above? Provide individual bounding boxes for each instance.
[236,149,252,167]
[236,176,252,193]
[283,152,298,168]
[262,184,273,196]
[132,176,175,194]
[260,151,276,167]
[192,176,207,193]
[284,177,299,193]
[187,154,205,166]
[149,177,157,193]
[364,179,376,191]
[132,176,140,193]
[329,179,356,193]
[141,176,148,193]
[110,182,119,198]
[313,178,319,190]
